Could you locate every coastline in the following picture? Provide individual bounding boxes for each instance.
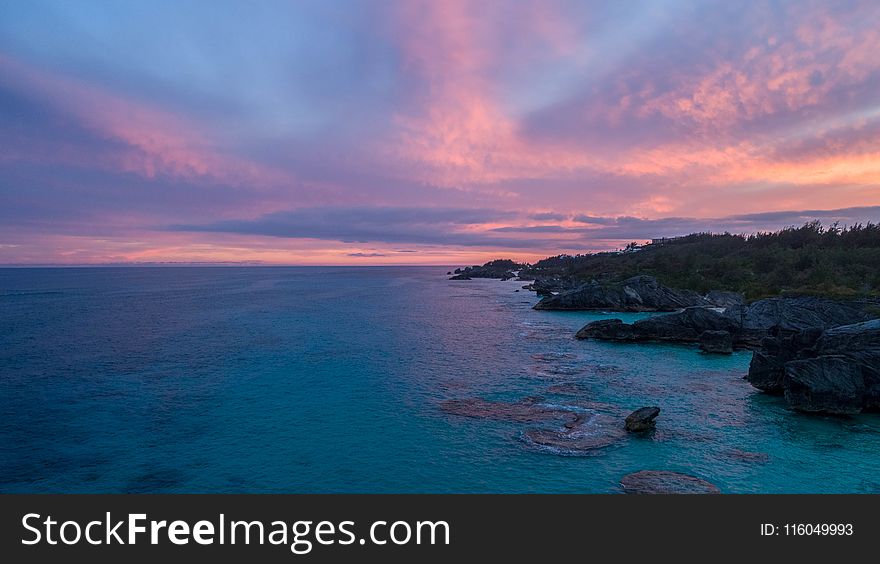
[3,267,880,493]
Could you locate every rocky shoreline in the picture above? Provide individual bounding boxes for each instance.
[449,266,880,415]
[533,275,742,312]
[575,295,874,347]
[573,295,879,414]
[747,319,880,414]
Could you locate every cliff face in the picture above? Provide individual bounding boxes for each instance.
[747,320,880,414]
[533,275,718,311]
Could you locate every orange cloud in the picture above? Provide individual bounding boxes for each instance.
[383,0,880,221]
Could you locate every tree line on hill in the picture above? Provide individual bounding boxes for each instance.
[506,221,880,299]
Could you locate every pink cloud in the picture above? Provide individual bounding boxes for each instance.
[381,0,880,223]
[3,1,880,264]
[639,4,880,131]
[0,54,292,189]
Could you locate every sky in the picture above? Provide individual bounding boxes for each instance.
[1,0,880,265]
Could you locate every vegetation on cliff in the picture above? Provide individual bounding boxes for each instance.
[519,221,880,299]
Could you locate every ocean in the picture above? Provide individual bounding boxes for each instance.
[2,266,879,493]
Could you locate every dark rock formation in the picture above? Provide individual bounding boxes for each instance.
[449,259,525,280]
[746,328,823,393]
[534,275,709,311]
[699,330,733,354]
[705,290,745,308]
[634,306,737,342]
[523,277,577,297]
[746,319,880,414]
[726,297,874,346]
[785,357,870,414]
[577,296,876,350]
[575,318,634,340]
[620,470,720,494]
[576,307,734,343]
[625,407,661,432]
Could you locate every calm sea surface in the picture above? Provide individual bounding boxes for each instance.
[2,266,879,493]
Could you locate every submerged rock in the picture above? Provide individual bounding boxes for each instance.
[699,330,733,354]
[620,470,720,494]
[448,273,472,280]
[531,352,578,362]
[724,449,770,464]
[625,407,661,432]
[545,383,586,396]
[444,395,626,456]
[440,397,578,424]
[534,275,709,312]
[524,412,626,455]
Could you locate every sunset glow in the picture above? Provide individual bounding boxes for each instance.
[2,0,880,264]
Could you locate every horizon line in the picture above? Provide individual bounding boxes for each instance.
[0,263,465,268]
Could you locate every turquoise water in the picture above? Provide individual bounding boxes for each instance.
[2,266,879,493]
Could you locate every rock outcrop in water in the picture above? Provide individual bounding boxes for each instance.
[575,307,733,343]
[746,319,880,414]
[522,277,578,297]
[699,330,733,354]
[448,259,525,281]
[620,470,720,494]
[576,296,876,350]
[572,296,879,416]
[624,407,660,432]
[745,328,824,393]
[533,275,712,311]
